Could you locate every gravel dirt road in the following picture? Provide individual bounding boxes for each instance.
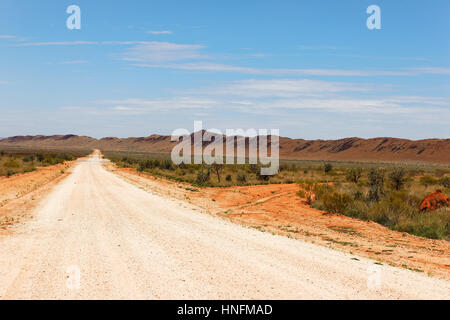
[0,154,448,299]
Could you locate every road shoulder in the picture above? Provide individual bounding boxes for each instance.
[0,160,80,236]
[105,163,450,280]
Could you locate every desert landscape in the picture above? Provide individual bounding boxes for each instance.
[0,140,449,299]
[1,0,449,304]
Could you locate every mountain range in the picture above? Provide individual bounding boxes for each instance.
[0,134,449,164]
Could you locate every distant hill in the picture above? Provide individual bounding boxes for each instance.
[0,134,449,164]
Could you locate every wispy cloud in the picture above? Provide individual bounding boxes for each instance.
[247,53,273,58]
[298,45,348,50]
[14,41,99,47]
[134,62,257,73]
[184,79,450,115]
[330,53,430,62]
[132,62,450,77]
[71,78,450,118]
[59,60,88,65]
[410,67,450,75]
[244,98,448,115]
[44,60,88,66]
[12,39,448,78]
[101,41,146,45]
[147,30,173,35]
[131,62,412,76]
[190,79,370,98]
[13,40,157,47]
[95,97,217,113]
[0,34,28,42]
[123,42,208,62]
[75,95,449,117]
[0,81,8,85]
[13,40,209,63]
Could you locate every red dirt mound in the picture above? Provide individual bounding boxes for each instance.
[419,189,450,211]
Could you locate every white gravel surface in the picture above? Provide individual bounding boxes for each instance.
[0,155,448,299]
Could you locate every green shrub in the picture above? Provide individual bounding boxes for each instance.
[237,171,247,183]
[4,158,20,168]
[297,179,317,205]
[439,176,450,188]
[161,160,174,170]
[368,191,414,226]
[434,169,447,178]
[23,167,36,173]
[42,157,64,165]
[419,176,438,187]
[322,192,352,214]
[388,168,407,190]
[22,155,35,162]
[346,167,362,183]
[368,169,385,202]
[196,167,210,184]
[353,190,363,200]
[324,163,333,174]
[212,163,223,182]
[311,183,333,201]
[395,209,449,239]
[256,170,270,182]
[249,164,260,174]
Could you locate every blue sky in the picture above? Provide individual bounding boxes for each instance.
[0,0,449,139]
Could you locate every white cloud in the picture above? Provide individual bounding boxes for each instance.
[298,45,348,50]
[113,106,134,111]
[0,81,8,84]
[101,41,149,45]
[95,97,218,113]
[147,30,173,35]
[76,76,450,117]
[132,62,422,76]
[248,53,273,58]
[330,53,430,62]
[123,42,208,62]
[193,79,370,98]
[12,39,449,79]
[386,96,450,106]
[89,81,449,117]
[59,60,88,65]
[227,97,450,116]
[196,79,450,114]
[14,41,99,47]
[14,40,157,47]
[410,67,450,75]
[50,76,449,139]
[12,40,209,63]
[256,98,405,114]
[134,62,256,73]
